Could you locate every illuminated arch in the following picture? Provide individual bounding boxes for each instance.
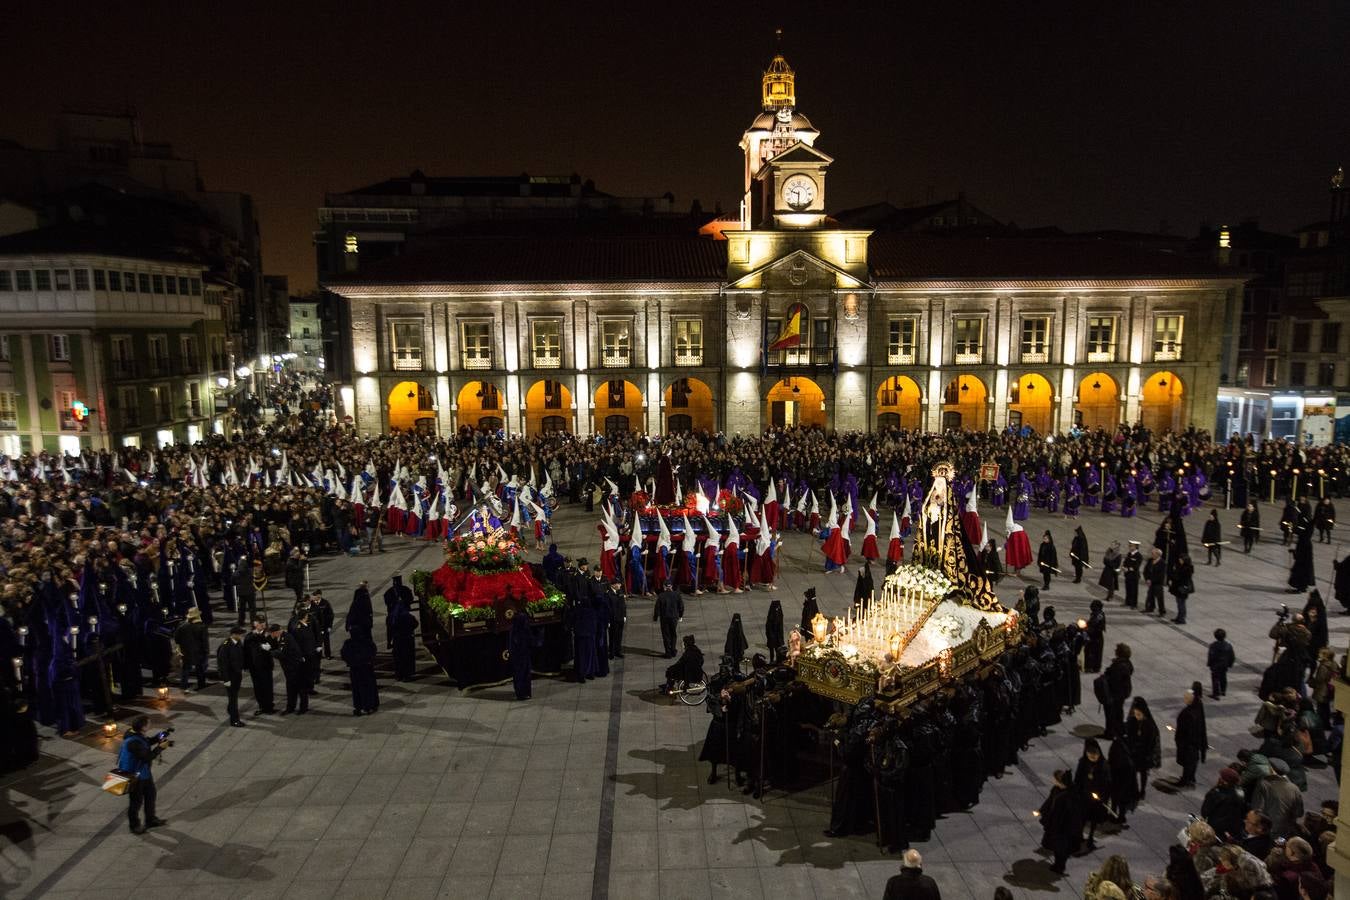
[456,380,503,431]
[663,377,714,433]
[387,381,436,434]
[1141,371,1185,434]
[765,376,826,429]
[593,379,643,436]
[1075,372,1120,432]
[1008,373,1054,434]
[876,375,922,430]
[525,379,573,436]
[941,375,987,432]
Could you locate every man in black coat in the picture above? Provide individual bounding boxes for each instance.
[653,587,684,658]
[1069,527,1089,583]
[173,608,209,691]
[284,548,306,603]
[882,849,942,900]
[234,560,259,626]
[311,591,335,659]
[1121,541,1143,608]
[277,625,309,714]
[1143,548,1167,617]
[1101,644,1134,739]
[243,616,276,714]
[606,579,626,659]
[216,627,247,727]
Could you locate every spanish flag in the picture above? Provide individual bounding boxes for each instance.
[768,306,803,350]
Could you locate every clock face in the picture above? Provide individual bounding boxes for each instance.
[782,174,817,210]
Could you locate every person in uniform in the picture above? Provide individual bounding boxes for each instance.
[216,626,247,727]
[243,616,276,714]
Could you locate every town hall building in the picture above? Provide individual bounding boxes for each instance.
[323,53,1246,439]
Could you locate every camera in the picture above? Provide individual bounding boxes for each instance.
[153,727,175,747]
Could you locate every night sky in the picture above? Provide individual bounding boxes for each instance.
[4,3,1347,292]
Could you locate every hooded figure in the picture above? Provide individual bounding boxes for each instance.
[1038,768,1083,875]
[1074,737,1112,848]
[724,614,749,665]
[1004,506,1032,570]
[765,600,785,664]
[345,584,374,637]
[854,560,874,610]
[508,609,534,700]
[339,629,379,715]
[800,588,821,637]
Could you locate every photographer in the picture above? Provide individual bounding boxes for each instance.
[1261,608,1311,699]
[118,716,169,834]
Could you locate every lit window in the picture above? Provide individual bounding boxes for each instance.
[49,334,70,362]
[887,317,916,364]
[344,233,359,254]
[460,320,492,370]
[600,320,632,367]
[953,318,983,363]
[0,391,17,429]
[531,319,562,368]
[390,320,424,370]
[673,318,703,365]
[1019,316,1050,363]
[1086,316,1117,362]
[1152,315,1183,360]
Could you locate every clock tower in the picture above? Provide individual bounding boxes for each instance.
[739,50,826,229]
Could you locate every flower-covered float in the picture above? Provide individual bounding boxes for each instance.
[410,515,568,687]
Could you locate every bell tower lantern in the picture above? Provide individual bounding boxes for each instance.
[739,41,819,229]
[762,53,795,110]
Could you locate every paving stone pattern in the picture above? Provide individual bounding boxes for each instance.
[1,494,1342,898]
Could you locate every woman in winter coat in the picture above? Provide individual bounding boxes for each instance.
[1123,696,1161,799]
[1098,541,1122,602]
[1174,681,1207,788]
[1167,553,1195,625]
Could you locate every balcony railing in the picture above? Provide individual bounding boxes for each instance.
[674,350,704,367]
[954,350,983,365]
[1086,347,1116,363]
[887,349,916,365]
[601,349,631,368]
[462,352,493,370]
[532,352,562,369]
[1154,343,1183,361]
[765,347,834,367]
[392,353,424,371]
[58,411,77,431]
[0,416,17,431]
[1020,349,1048,364]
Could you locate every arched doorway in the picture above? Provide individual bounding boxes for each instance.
[1141,371,1184,434]
[941,375,987,432]
[388,381,436,433]
[525,379,573,436]
[1075,372,1119,432]
[593,379,643,436]
[457,380,503,431]
[765,377,826,429]
[1008,373,1053,434]
[664,377,714,433]
[876,375,922,430]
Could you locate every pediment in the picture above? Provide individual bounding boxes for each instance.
[728,247,865,289]
[764,141,834,167]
